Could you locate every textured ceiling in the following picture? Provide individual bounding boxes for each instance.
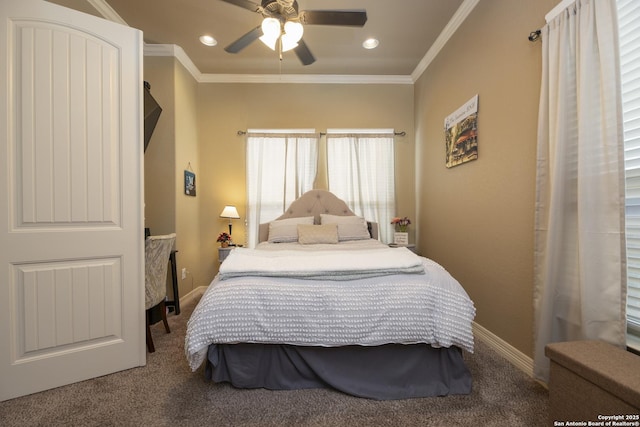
[48,0,465,76]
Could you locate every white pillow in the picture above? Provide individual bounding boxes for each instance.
[320,214,370,241]
[268,216,314,243]
[297,224,339,244]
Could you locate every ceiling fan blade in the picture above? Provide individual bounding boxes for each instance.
[299,10,367,27]
[224,26,263,53]
[294,39,315,66]
[220,0,261,13]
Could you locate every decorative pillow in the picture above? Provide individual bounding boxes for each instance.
[297,224,339,244]
[268,216,314,243]
[320,214,371,241]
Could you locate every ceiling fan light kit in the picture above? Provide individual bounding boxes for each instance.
[258,17,303,52]
[222,0,367,66]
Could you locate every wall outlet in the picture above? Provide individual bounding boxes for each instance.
[181,268,187,280]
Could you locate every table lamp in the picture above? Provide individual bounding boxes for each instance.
[220,205,240,236]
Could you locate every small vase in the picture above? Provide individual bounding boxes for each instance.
[221,241,229,248]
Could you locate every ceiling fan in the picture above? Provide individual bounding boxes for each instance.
[221,0,367,66]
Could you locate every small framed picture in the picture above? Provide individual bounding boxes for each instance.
[184,170,196,196]
[394,232,409,245]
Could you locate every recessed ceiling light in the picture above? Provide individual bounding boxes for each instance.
[199,35,217,46]
[362,38,379,49]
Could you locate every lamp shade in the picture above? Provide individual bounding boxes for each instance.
[259,17,280,51]
[261,18,281,39]
[220,205,240,219]
[284,21,303,43]
[280,36,298,52]
[259,34,278,51]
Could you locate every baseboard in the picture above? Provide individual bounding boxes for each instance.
[473,322,534,378]
[179,286,207,309]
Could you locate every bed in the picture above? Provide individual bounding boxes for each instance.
[185,190,476,400]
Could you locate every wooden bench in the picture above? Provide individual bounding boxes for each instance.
[545,340,640,423]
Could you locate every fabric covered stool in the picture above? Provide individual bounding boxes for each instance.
[545,340,640,424]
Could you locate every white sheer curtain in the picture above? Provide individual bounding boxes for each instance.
[533,0,627,382]
[246,130,318,247]
[326,129,396,243]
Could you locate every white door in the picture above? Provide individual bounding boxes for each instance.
[0,0,144,401]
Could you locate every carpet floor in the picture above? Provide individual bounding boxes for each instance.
[0,294,548,426]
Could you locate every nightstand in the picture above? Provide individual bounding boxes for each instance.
[218,246,233,263]
[389,243,417,254]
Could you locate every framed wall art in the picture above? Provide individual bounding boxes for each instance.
[184,170,196,196]
[445,95,479,168]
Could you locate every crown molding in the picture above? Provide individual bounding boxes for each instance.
[410,0,480,83]
[143,44,203,81]
[143,44,411,84]
[87,0,127,25]
[198,73,413,85]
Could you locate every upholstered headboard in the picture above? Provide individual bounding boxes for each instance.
[258,189,379,242]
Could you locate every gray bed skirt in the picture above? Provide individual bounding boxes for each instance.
[205,343,472,400]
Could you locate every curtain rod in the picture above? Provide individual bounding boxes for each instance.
[237,130,406,137]
[528,29,541,42]
[529,0,575,42]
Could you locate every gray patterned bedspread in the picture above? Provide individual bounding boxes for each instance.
[185,251,476,371]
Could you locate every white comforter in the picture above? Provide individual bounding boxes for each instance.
[218,245,425,280]
[185,244,476,371]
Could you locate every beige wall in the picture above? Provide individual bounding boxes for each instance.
[197,82,416,275]
[173,59,202,298]
[144,57,175,236]
[144,56,205,300]
[414,0,556,357]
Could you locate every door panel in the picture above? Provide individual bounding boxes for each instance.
[15,21,121,228]
[15,258,122,356]
[0,0,144,401]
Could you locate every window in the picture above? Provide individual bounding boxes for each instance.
[246,130,318,247]
[619,0,640,344]
[326,129,396,243]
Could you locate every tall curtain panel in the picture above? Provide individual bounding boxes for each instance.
[533,0,627,382]
[246,132,318,247]
[326,131,396,243]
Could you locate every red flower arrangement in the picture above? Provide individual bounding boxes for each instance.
[217,232,231,243]
[391,217,411,232]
